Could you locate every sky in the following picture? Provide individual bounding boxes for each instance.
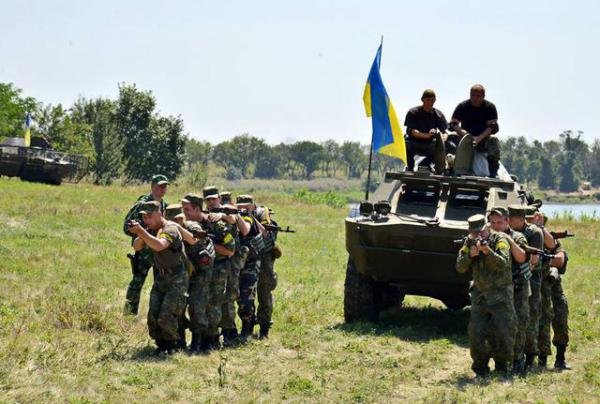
[1,0,599,145]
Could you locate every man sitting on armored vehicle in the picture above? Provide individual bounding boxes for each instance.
[449,84,501,178]
[403,89,448,174]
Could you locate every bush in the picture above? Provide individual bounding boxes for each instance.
[225,166,242,181]
[184,162,209,189]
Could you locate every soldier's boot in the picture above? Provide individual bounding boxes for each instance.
[203,334,220,352]
[554,345,571,370]
[176,326,187,351]
[190,333,202,354]
[495,362,512,379]
[488,159,499,178]
[123,300,139,316]
[222,328,239,346]
[473,366,490,382]
[513,358,526,376]
[259,323,270,339]
[154,339,167,355]
[525,354,536,372]
[538,355,548,369]
[240,320,254,341]
[164,340,176,355]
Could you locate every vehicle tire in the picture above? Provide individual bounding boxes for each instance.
[344,257,378,323]
[377,283,405,310]
[442,299,468,310]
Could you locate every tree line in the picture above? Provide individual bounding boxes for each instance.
[1,82,598,191]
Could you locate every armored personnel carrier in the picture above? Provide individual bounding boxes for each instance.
[344,163,527,323]
[0,137,87,185]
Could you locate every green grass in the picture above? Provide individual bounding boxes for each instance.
[1,176,599,402]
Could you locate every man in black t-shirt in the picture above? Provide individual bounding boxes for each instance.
[403,89,448,174]
[449,84,501,177]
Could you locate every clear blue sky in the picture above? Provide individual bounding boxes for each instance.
[1,0,598,144]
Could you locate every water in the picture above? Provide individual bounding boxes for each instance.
[541,204,600,219]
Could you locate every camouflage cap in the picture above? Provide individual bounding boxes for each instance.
[488,206,508,218]
[219,191,232,204]
[181,193,203,208]
[508,204,528,218]
[138,200,161,215]
[151,174,169,185]
[165,203,183,220]
[467,214,486,232]
[202,185,219,199]
[525,205,539,217]
[421,89,436,99]
[236,194,254,206]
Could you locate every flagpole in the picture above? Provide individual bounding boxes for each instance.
[364,36,383,201]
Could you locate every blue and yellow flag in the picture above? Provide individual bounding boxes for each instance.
[363,45,406,164]
[23,112,32,147]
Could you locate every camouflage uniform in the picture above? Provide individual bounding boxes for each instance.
[220,223,243,333]
[456,228,516,375]
[147,221,189,348]
[507,228,531,372]
[122,193,167,315]
[237,212,262,334]
[255,206,278,335]
[201,218,235,340]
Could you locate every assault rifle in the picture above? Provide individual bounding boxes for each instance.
[524,245,556,260]
[549,230,575,240]
[263,224,296,233]
[203,206,248,215]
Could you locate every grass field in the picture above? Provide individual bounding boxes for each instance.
[0,177,599,403]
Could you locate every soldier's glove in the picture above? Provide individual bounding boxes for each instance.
[272,245,283,259]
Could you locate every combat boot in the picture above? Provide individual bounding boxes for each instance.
[154,339,167,355]
[525,354,536,372]
[190,333,202,354]
[240,320,254,341]
[538,355,548,369]
[554,345,572,370]
[259,323,270,339]
[164,340,176,355]
[513,358,526,376]
[176,326,187,351]
[494,362,512,379]
[123,300,139,316]
[202,334,220,352]
[222,328,239,346]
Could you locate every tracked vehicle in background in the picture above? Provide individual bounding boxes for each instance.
[344,165,528,323]
[0,137,87,185]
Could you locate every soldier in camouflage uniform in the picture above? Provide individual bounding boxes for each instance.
[180,194,217,353]
[128,201,189,354]
[549,241,571,370]
[255,203,279,339]
[456,214,516,378]
[508,205,544,371]
[200,186,237,350]
[488,207,531,375]
[122,174,169,315]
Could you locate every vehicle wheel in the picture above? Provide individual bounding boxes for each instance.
[442,299,468,310]
[377,283,405,310]
[344,257,378,323]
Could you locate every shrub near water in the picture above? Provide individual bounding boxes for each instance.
[0,177,599,402]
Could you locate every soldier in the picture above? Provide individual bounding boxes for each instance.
[449,84,501,177]
[487,207,531,375]
[122,174,169,315]
[219,191,232,205]
[235,195,264,339]
[180,194,217,353]
[203,186,251,344]
[127,201,189,354]
[201,186,237,350]
[528,212,572,370]
[254,203,279,339]
[403,89,448,174]
[508,205,544,371]
[456,214,516,378]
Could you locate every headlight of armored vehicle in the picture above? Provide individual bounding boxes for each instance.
[374,200,391,216]
[359,201,374,216]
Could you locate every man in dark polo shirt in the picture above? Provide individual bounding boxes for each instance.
[403,89,448,174]
[450,84,501,177]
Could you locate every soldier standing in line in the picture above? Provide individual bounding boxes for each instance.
[122,174,169,315]
[508,205,544,371]
[456,214,516,378]
[128,201,189,355]
[487,207,531,375]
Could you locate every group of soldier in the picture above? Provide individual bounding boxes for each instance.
[404,84,500,177]
[122,174,282,354]
[457,205,571,378]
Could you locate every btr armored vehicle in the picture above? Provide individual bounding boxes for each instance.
[0,137,87,185]
[344,165,527,322]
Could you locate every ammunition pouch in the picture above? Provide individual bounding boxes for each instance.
[249,233,266,257]
[512,262,531,282]
[189,242,216,272]
[262,232,276,253]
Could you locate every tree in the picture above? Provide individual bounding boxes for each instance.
[186,138,212,167]
[589,140,600,187]
[557,130,581,193]
[288,141,324,179]
[341,141,367,178]
[538,156,555,190]
[212,134,264,178]
[321,140,341,177]
[0,83,38,138]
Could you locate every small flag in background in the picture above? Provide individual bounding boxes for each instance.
[362,44,406,164]
[24,112,32,147]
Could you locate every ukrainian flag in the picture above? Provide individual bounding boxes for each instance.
[24,112,31,147]
[363,45,406,164]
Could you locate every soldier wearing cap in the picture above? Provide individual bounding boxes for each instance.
[219,191,233,206]
[235,194,265,339]
[449,84,501,177]
[403,89,448,174]
[127,200,188,354]
[527,211,572,370]
[457,214,516,378]
[508,204,544,371]
[179,194,218,353]
[122,174,169,316]
[488,206,531,374]
[165,203,186,225]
